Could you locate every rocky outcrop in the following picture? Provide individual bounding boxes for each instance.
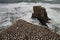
[0,19,60,40]
[32,6,51,26]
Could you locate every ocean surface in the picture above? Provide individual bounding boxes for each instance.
[0,2,60,34]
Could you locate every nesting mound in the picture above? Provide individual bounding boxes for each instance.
[0,19,60,40]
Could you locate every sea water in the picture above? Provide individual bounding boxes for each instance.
[0,2,60,34]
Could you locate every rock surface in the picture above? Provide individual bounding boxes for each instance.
[32,6,51,26]
[0,19,60,40]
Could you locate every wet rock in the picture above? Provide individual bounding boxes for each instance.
[0,19,60,40]
[32,6,51,26]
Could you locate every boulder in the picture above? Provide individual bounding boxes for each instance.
[0,19,60,40]
[32,6,51,26]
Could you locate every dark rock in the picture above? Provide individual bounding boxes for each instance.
[0,19,60,40]
[32,6,51,26]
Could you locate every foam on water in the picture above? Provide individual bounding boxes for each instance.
[0,2,60,34]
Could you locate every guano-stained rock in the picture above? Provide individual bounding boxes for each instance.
[0,19,60,40]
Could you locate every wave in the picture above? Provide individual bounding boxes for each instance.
[0,2,60,34]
